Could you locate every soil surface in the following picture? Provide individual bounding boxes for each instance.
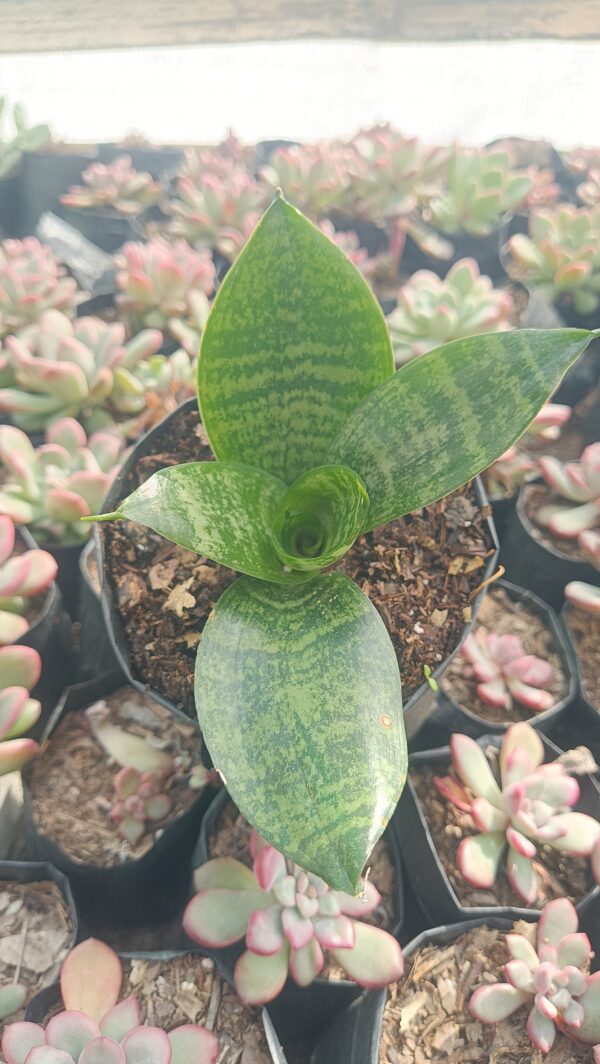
[440,587,569,723]
[0,880,73,1026]
[412,757,594,910]
[566,609,600,711]
[380,924,592,1062]
[101,408,495,715]
[523,484,597,562]
[28,687,203,866]
[205,798,398,983]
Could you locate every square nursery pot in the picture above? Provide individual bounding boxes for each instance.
[502,479,600,611]
[310,893,600,1064]
[77,538,120,680]
[557,603,600,761]
[0,170,22,238]
[396,731,600,927]
[97,143,184,177]
[20,670,217,931]
[20,149,96,236]
[188,787,405,1047]
[430,578,577,739]
[58,203,137,253]
[25,949,289,1064]
[42,539,85,621]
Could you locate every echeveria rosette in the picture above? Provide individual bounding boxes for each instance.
[460,628,555,715]
[184,829,404,1005]
[90,196,599,892]
[470,898,600,1053]
[434,722,600,904]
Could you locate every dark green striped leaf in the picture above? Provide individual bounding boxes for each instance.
[195,572,406,893]
[331,328,597,530]
[103,461,311,584]
[198,196,394,485]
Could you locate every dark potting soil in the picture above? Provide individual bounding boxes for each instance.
[101,409,494,715]
[28,687,203,866]
[522,484,597,562]
[566,610,600,711]
[440,587,568,723]
[206,799,397,983]
[412,762,593,911]
[0,880,73,1025]
[379,924,591,1063]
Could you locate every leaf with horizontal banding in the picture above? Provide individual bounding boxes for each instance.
[198,196,394,484]
[91,461,310,584]
[330,329,598,530]
[194,571,406,893]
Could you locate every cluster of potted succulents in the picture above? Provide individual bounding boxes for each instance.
[0,117,598,1063]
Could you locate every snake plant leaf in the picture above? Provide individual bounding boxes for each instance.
[198,196,394,485]
[195,572,406,893]
[271,464,369,571]
[96,461,310,584]
[331,328,598,530]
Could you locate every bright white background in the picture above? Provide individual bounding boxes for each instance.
[1,38,599,147]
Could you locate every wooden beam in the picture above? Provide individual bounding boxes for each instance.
[1,0,600,54]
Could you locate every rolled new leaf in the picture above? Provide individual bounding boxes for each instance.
[331,328,599,530]
[198,196,394,485]
[195,571,406,893]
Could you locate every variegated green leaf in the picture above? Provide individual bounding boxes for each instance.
[198,196,394,485]
[195,572,406,893]
[94,461,310,584]
[331,328,598,530]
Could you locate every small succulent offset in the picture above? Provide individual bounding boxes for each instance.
[508,205,600,317]
[0,419,124,544]
[0,239,80,338]
[565,529,600,615]
[89,196,597,891]
[0,95,50,180]
[426,147,532,237]
[166,163,265,259]
[387,258,512,366]
[110,348,196,436]
[184,828,404,1005]
[0,310,163,431]
[2,937,218,1064]
[485,403,571,497]
[470,897,600,1052]
[522,166,562,210]
[0,644,41,775]
[114,238,214,340]
[535,442,600,539]
[433,722,600,903]
[60,155,162,215]
[0,516,57,644]
[459,627,555,715]
[110,766,172,846]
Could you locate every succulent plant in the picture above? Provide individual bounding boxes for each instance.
[387,258,513,366]
[114,238,214,341]
[0,239,81,338]
[485,403,572,496]
[470,897,600,1052]
[344,125,449,223]
[2,937,218,1064]
[523,167,562,210]
[578,168,600,208]
[0,310,163,431]
[563,148,600,177]
[0,644,41,775]
[184,827,404,1005]
[426,147,533,237]
[0,515,57,644]
[459,627,555,714]
[535,442,600,538]
[0,96,50,180]
[110,347,196,429]
[433,722,600,903]
[0,418,124,544]
[88,196,597,891]
[508,205,600,316]
[565,529,600,614]
[166,164,265,259]
[60,155,162,215]
[260,141,352,219]
[110,766,172,845]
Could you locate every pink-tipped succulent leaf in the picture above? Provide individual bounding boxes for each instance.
[0,515,57,645]
[460,627,555,714]
[536,444,600,539]
[110,766,173,846]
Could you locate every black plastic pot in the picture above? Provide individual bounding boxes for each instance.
[75,290,116,319]
[0,170,22,237]
[190,787,404,1047]
[254,139,299,173]
[97,144,184,178]
[396,731,600,927]
[26,950,288,1064]
[502,480,600,611]
[489,491,515,543]
[432,579,577,739]
[328,211,390,257]
[21,670,216,930]
[560,603,599,722]
[401,221,508,283]
[553,339,600,407]
[20,150,95,236]
[77,538,120,679]
[42,540,84,621]
[59,203,136,253]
